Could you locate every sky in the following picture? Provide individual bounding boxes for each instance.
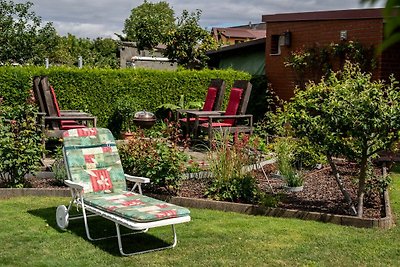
[15,0,385,39]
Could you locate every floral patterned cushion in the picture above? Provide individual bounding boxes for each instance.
[63,127,190,223]
[84,191,190,222]
[63,128,126,193]
[63,128,116,148]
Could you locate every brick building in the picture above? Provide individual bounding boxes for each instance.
[262,8,400,101]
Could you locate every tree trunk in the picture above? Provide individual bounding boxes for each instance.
[327,155,357,216]
[357,155,369,218]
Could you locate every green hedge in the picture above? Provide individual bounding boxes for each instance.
[0,66,251,126]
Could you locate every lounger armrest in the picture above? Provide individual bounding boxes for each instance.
[64,180,84,190]
[125,174,150,184]
[125,174,150,195]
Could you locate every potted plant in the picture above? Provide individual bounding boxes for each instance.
[281,166,304,192]
[274,137,304,192]
[109,98,141,139]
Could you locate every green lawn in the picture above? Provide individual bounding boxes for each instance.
[1,172,400,267]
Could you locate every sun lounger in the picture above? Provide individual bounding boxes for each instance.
[55,128,190,256]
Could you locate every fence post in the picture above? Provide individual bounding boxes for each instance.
[78,56,83,69]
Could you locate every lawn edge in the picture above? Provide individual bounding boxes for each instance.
[0,187,394,229]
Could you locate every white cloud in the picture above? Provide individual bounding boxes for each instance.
[14,0,386,39]
[52,21,121,39]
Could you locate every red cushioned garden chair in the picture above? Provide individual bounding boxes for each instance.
[197,80,253,143]
[32,76,96,137]
[56,128,190,256]
[176,79,225,134]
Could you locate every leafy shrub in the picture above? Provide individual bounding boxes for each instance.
[206,174,258,203]
[247,75,277,123]
[51,146,67,185]
[257,192,282,208]
[155,94,203,122]
[248,134,271,154]
[118,130,188,194]
[293,138,326,169]
[205,132,259,203]
[274,137,304,187]
[0,104,45,187]
[107,97,142,136]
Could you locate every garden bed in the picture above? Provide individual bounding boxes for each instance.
[0,160,393,228]
[177,161,387,219]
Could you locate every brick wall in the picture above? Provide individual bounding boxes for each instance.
[265,18,384,100]
[381,42,400,82]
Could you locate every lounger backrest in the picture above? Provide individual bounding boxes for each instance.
[222,88,243,125]
[63,128,127,194]
[202,87,217,111]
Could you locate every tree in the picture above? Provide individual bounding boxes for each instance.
[285,62,400,217]
[163,10,217,69]
[0,0,58,64]
[92,38,119,68]
[362,0,400,51]
[123,0,175,50]
[49,34,119,68]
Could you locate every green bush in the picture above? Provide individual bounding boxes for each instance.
[107,97,143,135]
[274,137,304,187]
[293,138,326,169]
[51,146,67,186]
[205,132,259,203]
[118,131,188,194]
[0,104,45,187]
[206,174,258,203]
[0,66,250,127]
[247,75,276,123]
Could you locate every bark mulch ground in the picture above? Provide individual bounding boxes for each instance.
[15,161,385,219]
[177,161,385,219]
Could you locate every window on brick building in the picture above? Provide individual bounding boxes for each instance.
[270,34,281,55]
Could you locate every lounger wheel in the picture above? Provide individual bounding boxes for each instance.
[56,205,69,230]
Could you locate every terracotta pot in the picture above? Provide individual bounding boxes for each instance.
[121,132,134,140]
[132,118,156,129]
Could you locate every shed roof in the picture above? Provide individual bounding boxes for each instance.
[213,27,266,39]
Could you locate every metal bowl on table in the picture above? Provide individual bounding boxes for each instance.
[132,110,156,129]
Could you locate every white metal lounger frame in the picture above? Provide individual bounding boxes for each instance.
[56,153,190,256]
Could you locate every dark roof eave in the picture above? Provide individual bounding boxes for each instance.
[262,8,384,23]
[207,37,266,55]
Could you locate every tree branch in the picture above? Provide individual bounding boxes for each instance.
[327,154,357,216]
